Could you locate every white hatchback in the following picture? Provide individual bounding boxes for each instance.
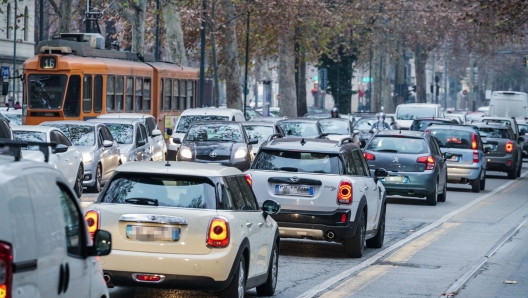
[84,161,281,297]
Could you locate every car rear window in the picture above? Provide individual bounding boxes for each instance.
[429,129,473,149]
[253,149,342,174]
[100,173,217,209]
[319,119,349,134]
[279,122,320,138]
[366,136,428,154]
[477,127,510,139]
[410,120,450,131]
[243,125,274,140]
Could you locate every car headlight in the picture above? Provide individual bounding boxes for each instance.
[83,152,94,163]
[180,146,193,159]
[234,147,248,159]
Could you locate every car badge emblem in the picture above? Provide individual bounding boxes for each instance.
[209,151,217,158]
[148,215,158,220]
[393,157,399,163]
[290,176,300,183]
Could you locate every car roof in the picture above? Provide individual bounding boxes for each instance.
[278,118,320,123]
[482,116,515,121]
[97,113,153,119]
[242,121,275,127]
[87,118,143,125]
[397,103,442,107]
[261,137,359,152]
[116,161,242,177]
[375,130,425,138]
[11,125,58,133]
[40,120,101,127]
[181,107,241,116]
[473,123,510,130]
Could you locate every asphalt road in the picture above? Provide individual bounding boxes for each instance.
[81,166,528,298]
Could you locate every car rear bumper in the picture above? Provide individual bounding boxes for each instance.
[485,155,516,171]
[371,171,436,197]
[446,164,481,182]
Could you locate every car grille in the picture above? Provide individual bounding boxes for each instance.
[196,154,230,161]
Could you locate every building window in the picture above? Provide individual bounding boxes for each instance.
[24,6,28,41]
[6,3,11,39]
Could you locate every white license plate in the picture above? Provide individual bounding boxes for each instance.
[385,176,404,182]
[450,155,460,162]
[275,184,314,197]
[126,225,180,241]
[208,162,221,165]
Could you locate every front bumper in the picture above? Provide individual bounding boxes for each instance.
[485,154,516,172]
[446,163,482,182]
[373,171,436,197]
[82,160,97,187]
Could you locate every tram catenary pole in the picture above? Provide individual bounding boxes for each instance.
[12,0,17,104]
[198,0,206,108]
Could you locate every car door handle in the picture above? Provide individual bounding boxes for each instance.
[258,222,264,227]
[364,186,369,190]
[64,158,69,162]
[246,223,253,227]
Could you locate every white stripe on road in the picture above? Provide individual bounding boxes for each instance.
[298,171,528,298]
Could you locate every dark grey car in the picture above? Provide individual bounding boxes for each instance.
[278,118,324,138]
[242,121,285,155]
[363,130,448,206]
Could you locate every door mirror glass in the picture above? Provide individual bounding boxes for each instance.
[484,147,491,154]
[173,137,181,144]
[93,230,112,256]
[444,152,453,159]
[166,128,173,136]
[102,140,113,148]
[262,200,281,215]
[137,140,147,147]
[248,138,258,145]
[374,168,388,178]
[151,129,162,137]
[53,144,68,153]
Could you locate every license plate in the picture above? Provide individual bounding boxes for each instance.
[450,155,460,162]
[275,184,314,197]
[126,225,180,241]
[484,144,496,151]
[385,176,404,182]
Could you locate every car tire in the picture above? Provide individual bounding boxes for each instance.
[507,165,517,179]
[437,178,447,203]
[426,182,438,206]
[256,242,279,296]
[480,170,486,191]
[517,158,522,177]
[366,204,385,249]
[74,165,83,198]
[221,255,246,298]
[88,164,102,193]
[471,175,481,193]
[344,211,365,258]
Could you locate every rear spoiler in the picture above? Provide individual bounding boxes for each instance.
[0,140,57,162]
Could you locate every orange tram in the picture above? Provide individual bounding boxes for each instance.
[22,33,198,137]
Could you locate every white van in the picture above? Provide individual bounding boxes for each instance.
[167,107,245,160]
[489,91,528,120]
[395,103,444,129]
[0,141,112,298]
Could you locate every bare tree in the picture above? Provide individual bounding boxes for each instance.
[162,0,187,64]
[219,0,242,110]
[112,0,147,55]
[47,0,72,34]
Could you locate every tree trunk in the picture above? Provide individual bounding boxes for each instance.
[210,1,220,107]
[278,25,297,117]
[414,45,429,103]
[395,49,406,106]
[220,0,242,110]
[112,0,147,56]
[382,53,394,113]
[162,1,187,65]
[298,60,307,116]
[371,50,381,112]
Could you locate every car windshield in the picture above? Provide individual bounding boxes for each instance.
[396,106,437,120]
[27,74,68,110]
[319,119,349,135]
[253,150,342,174]
[13,130,47,150]
[41,124,95,146]
[477,127,509,139]
[243,125,274,140]
[466,112,486,122]
[176,115,229,133]
[483,119,513,128]
[1,113,22,125]
[429,129,474,149]
[279,122,320,138]
[185,123,243,142]
[366,136,428,154]
[103,123,133,144]
[100,173,216,209]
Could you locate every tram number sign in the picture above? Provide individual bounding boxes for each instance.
[40,56,57,69]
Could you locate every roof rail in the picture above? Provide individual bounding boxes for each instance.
[337,137,354,146]
[267,133,283,142]
[0,140,57,162]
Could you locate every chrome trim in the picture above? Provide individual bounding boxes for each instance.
[119,214,188,225]
[132,273,166,283]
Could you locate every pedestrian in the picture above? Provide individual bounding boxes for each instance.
[14,101,21,109]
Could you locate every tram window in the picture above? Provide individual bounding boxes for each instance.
[126,77,133,112]
[106,76,115,112]
[135,77,143,111]
[143,78,151,111]
[94,75,103,112]
[159,78,164,112]
[173,79,179,111]
[116,76,124,112]
[64,75,81,118]
[180,80,186,110]
[164,78,172,111]
[83,75,92,113]
[187,80,193,109]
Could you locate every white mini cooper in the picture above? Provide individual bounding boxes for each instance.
[84,161,281,297]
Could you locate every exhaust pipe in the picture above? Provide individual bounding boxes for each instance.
[326,230,335,239]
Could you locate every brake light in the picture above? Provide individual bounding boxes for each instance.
[473,151,479,163]
[472,133,477,149]
[85,210,100,238]
[245,173,252,187]
[417,156,435,170]
[425,129,429,133]
[341,213,347,223]
[207,217,230,248]
[136,274,162,282]
[0,241,13,298]
[506,141,514,153]
[337,180,353,204]
[363,152,375,160]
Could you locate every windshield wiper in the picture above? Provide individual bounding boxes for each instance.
[377,149,398,153]
[125,198,159,206]
[279,167,299,172]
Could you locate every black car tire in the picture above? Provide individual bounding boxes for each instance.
[88,164,102,193]
[366,204,385,249]
[507,165,517,179]
[256,242,279,296]
[426,182,438,206]
[221,255,246,298]
[471,175,481,193]
[480,170,486,191]
[344,211,365,258]
[437,177,447,202]
[517,158,522,177]
[74,165,84,198]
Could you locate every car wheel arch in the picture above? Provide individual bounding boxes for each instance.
[353,195,368,233]
[229,237,251,279]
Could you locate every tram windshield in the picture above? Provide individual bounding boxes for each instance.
[27,74,67,110]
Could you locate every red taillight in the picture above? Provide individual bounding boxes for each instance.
[337,180,353,204]
[506,141,514,153]
[85,210,100,238]
[417,156,435,170]
[471,133,478,149]
[0,241,13,298]
[363,152,375,160]
[473,151,479,163]
[135,274,162,282]
[207,217,230,248]
[425,129,429,133]
[245,173,252,187]
[341,213,347,223]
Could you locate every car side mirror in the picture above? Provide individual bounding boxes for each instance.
[360,139,366,148]
[519,136,525,143]
[261,200,281,218]
[248,138,258,145]
[91,230,112,257]
[102,140,113,148]
[166,128,173,136]
[137,140,147,147]
[353,130,360,135]
[484,147,491,154]
[53,144,68,154]
[444,152,453,159]
[151,129,162,137]
[374,168,388,182]
[173,137,181,144]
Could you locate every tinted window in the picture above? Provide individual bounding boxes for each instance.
[279,121,320,138]
[342,152,360,175]
[101,126,114,142]
[236,176,258,210]
[94,75,103,113]
[352,150,369,176]
[367,136,428,154]
[56,131,72,146]
[145,117,156,136]
[57,184,83,256]
[253,150,342,174]
[64,75,81,117]
[100,173,216,209]
[477,127,510,139]
[429,129,474,149]
[224,176,248,210]
[320,119,350,135]
[0,121,11,139]
[139,124,148,142]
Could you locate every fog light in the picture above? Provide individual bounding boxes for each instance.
[84,174,92,181]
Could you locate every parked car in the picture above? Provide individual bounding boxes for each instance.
[474,123,523,178]
[40,120,122,192]
[242,121,285,155]
[97,113,166,161]
[409,118,457,132]
[319,117,361,145]
[85,162,281,297]
[0,107,22,125]
[277,118,324,138]
[0,140,112,298]
[246,137,388,258]
[88,119,152,163]
[362,130,448,205]
[395,103,444,129]
[427,125,487,192]
[175,121,257,171]
[12,125,84,197]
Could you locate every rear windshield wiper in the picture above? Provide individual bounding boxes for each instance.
[125,198,159,206]
[376,149,398,153]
